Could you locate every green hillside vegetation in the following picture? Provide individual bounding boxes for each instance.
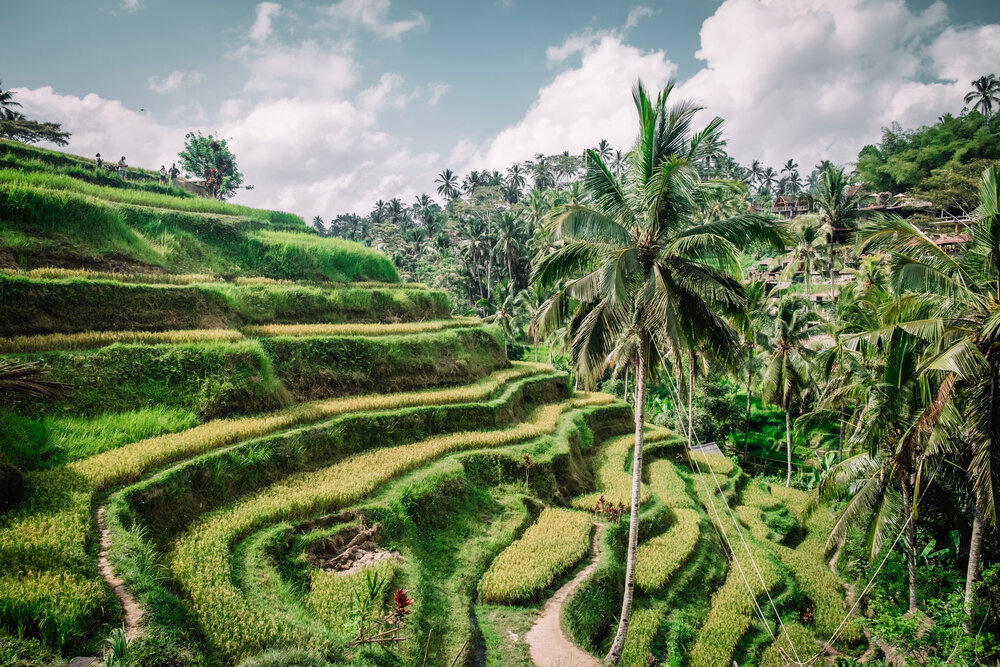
[2,75,999,667]
[0,141,396,282]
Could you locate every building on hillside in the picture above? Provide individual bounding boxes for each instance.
[934,233,970,255]
[770,195,811,219]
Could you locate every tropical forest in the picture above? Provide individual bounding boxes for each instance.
[3,4,1000,667]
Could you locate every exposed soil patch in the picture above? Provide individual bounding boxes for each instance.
[525,523,603,667]
[96,506,143,638]
[306,521,401,574]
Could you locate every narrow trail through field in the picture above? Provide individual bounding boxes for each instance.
[525,523,603,667]
[96,506,144,638]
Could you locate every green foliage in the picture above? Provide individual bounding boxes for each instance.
[855,113,1000,193]
[177,131,244,199]
[0,276,445,336]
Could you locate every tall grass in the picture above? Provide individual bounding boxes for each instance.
[307,559,398,638]
[254,230,398,283]
[245,318,480,338]
[0,169,303,226]
[477,508,593,604]
[0,328,242,353]
[619,608,662,667]
[170,401,569,662]
[571,426,676,510]
[0,275,448,336]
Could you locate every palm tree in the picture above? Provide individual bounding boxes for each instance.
[813,166,865,299]
[759,297,817,486]
[760,167,777,195]
[0,81,23,121]
[482,279,526,357]
[493,211,525,285]
[506,163,526,203]
[748,159,763,185]
[781,219,825,297]
[781,158,799,179]
[595,138,613,161]
[533,80,784,664]
[611,150,626,176]
[435,169,460,201]
[857,165,1000,630]
[818,289,943,614]
[964,74,1000,119]
[738,280,771,457]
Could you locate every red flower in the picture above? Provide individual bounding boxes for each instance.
[394,588,414,617]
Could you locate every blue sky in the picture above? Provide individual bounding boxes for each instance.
[6,0,1000,218]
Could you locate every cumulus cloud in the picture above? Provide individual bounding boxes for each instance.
[463,35,676,171]
[323,0,428,39]
[250,2,282,42]
[13,86,177,167]
[121,0,140,13]
[625,6,654,29]
[237,40,358,96]
[676,0,966,168]
[148,70,204,93]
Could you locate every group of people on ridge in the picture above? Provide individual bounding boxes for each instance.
[94,152,179,186]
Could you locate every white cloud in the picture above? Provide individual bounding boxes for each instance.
[148,70,204,93]
[250,2,282,41]
[237,40,358,96]
[12,86,177,169]
[625,6,654,29]
[323,0,427,39]
[426,82,450,106]
[675,0,965,169]
[359,72,419,110]
[121,0,140,13]
[462,35,676,171]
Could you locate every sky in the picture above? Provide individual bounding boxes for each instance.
[5,0,1000,219]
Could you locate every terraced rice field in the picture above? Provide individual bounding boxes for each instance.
[0,144,860,666]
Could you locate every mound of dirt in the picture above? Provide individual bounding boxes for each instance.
[306,521,402,574]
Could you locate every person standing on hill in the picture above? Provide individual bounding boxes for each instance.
[118,156,127,180]
[168,162,179,186]
[159,165,167,184]
[95,153,102,169]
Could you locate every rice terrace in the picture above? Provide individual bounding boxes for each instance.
[2,1,1000,666]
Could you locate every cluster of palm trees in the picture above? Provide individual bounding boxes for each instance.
[531,79,998,662]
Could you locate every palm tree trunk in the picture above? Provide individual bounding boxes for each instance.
[688,351,696,449]
[837,415,844,462]
[964,500,986,633]
[901,477,918,614]
[744,363,752,459]
[624,366,630,405]
[785,409,792,487]
[534,331,538,362]
[829,245,836,299]
[805,258,811,297]
[605,336,647,665]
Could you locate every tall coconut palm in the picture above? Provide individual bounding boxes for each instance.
[435,169,460,201]
[506,163,526,202]
[813,166,866,298]
[748,159,763,186]
[781,158,799,179]
[738,280,771,457]
[760,167,777,195]
[781,219,825,297]
[759,297,817,486]
[818,290,943,614]
[964,74,1000,119]
[494,211,525,285]
[858,165,1000,630]
[534,80,784,663]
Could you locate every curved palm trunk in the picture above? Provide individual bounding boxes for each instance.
[785,409,793,487]
[964,500,985,633]
[605,339,647,664]
[805,257,811,297]
[901,477,918,614]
